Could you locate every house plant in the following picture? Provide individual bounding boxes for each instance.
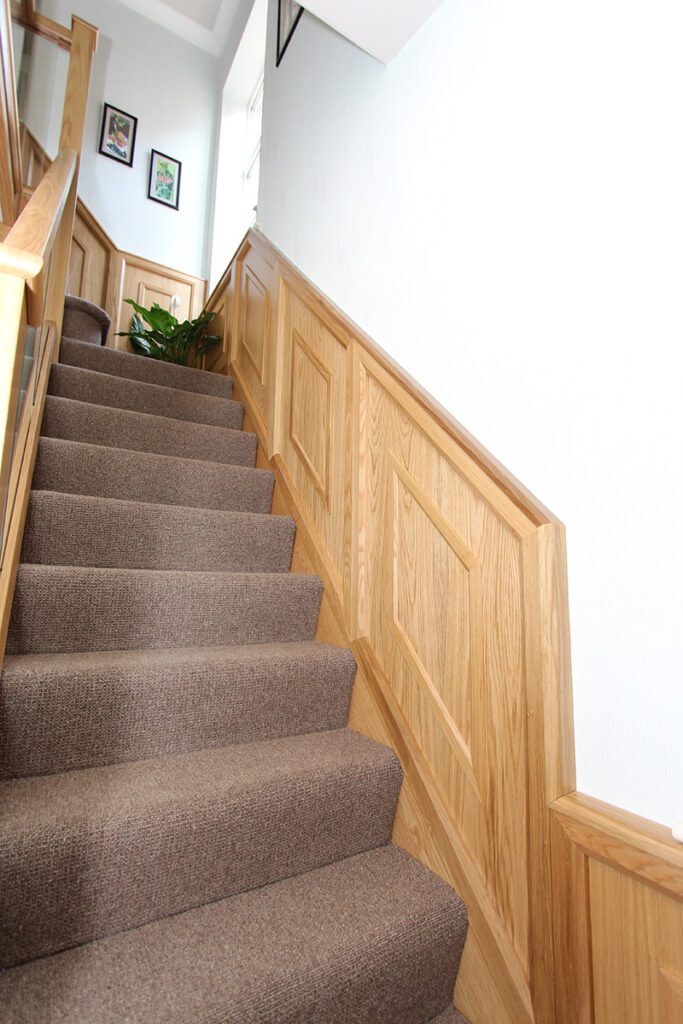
[116,299,220,365]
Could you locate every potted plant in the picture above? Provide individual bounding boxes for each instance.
[116,299,220,366]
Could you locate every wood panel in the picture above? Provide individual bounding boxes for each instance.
[203,263,233,375]
[275,281,350,597]
[0,8,97,662]
[205,231,573,1023]
[68,201,109,309]
[114,253,205,349]
[590,859,683,1024]
[233,242,275,436]
[202,228,682,1024]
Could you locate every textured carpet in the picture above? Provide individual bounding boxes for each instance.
[60,336,234,397]
[49,362,245,428]
[0,323,469,1021]
[33,436,275,512]
[0,848,467,1024]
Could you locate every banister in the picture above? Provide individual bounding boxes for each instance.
[1,0,22,222]
[10,1,72,51]
[0,147,76,278]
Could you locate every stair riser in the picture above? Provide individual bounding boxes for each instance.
[49,364,244,430]
[42,396,258,466]
[0,644,357,778]
[33,438,274,514]
[0,848,467,1024]
[60,337,234,399]
[0,738,402,967]
[7,567,323,655]
[22,494,295,574]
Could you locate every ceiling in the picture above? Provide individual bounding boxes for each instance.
[301,0,448,64]
[115,0,244,56]
[116,0,448,64]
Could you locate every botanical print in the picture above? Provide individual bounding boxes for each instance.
[148,150,181,210]
[98,104,137,167]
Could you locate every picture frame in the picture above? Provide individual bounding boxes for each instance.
[98,102,137,167]
[276,0,303,67]
[148,149,182,210]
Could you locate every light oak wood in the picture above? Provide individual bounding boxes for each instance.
[0,4,97,663]
[208,228,682,1024]
[214,230,580,1023]
[10,1,72,50]
[553,793,683,899]
[114,253,206,350]
[231,376,534,1023]
[589,858,683,1024]
[1,0,22,225]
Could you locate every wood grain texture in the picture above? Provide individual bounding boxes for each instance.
[202,230,683,1024]
[211,231,577,1023]
[1,0,22,225]
[589,858,683,1024]
[553,793,683,899]
[0,5,96,669]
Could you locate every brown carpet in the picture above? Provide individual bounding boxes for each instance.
[0,323,469,1021]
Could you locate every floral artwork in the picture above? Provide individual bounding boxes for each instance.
[98,103,137,167]
[148,150,181,210]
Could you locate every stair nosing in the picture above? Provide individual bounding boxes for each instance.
[51,361,243,409]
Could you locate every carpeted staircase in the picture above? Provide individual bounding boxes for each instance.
[0,322,469,1022]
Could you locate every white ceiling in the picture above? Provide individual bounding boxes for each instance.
[116,0,448,64]
[301,0,449,64]
[115,0,244,56]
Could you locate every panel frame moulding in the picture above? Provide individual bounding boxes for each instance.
[202,227,683,1024]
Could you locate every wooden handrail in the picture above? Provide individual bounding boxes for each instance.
[0,0,22,222]
[0,11,98,665]
[10,0,72,50]
[0,147,76,279]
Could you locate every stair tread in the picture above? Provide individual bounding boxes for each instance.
[0,846,467,1024]
[0,641,357,778]
[60,336,234,398]
[8,564,323,655]
[22,490,295,572]
[0,730,402,966]
[42,395,258,466]
[33,436,275,512]
[49,363,244,429]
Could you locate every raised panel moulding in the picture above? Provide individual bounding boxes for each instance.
[389,453,481,791]
[241,267,266,383]
[289,330,332,506]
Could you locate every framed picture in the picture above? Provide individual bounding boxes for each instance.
[98,103,137,167]
[277,0,303,66]
[148,149,182,210]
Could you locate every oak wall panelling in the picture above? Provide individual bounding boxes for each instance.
[203,228,682,1024]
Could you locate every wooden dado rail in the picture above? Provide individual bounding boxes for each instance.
[0,9,98,656]
[19,129,207,338]
[203,229,683,1024]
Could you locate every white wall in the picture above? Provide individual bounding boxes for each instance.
[209,0,267,289]
[258,0,683,828]
[40,0,220,278]
[13,25,69,160]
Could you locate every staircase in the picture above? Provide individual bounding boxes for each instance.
[0,325,469,1022]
